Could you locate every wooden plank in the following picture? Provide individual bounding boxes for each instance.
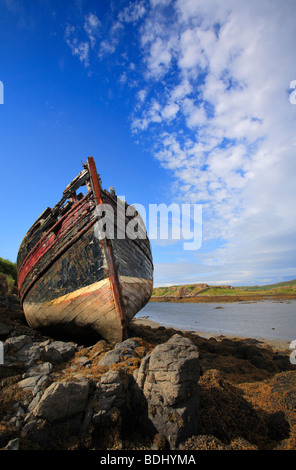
[121,280,149,307]
[117,236,153,269]
[120,276,152,298]
[19,205,98,302]
[115,236,153,270]
[112,239,153,279]
[18,194,95,288]
[23,281,121,342]
[122,285,144,305]
[24,226,107,305]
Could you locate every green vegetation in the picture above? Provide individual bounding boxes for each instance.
[198,287,243,296]
[0,257,17,293]
[152,280,296,298]
[0,257,17,281]
[153,283,210,297]
[235,280,296,293]
[241,279,296,289]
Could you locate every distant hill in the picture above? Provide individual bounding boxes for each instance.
[152,283,210,298]
[152,279,296,299]
[239,279,296,291]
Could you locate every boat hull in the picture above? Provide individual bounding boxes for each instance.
[17,159,153,343]
[23,276,153,343]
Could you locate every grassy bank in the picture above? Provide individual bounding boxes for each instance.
[152,280,296,302]
[0,257,17,294]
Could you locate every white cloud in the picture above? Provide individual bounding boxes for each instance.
[65,24,90,67]
[84,12,101,48]
[171,78,192,100]
[136,89,147,104]
[118,1,146,23]
[182,98,207,128]
[99,40,116,57]
[145,36,174,79]
[150,0,171,6]
[161,102,179,121]
[136,0,296,284]
[65,0,296,284]
[178,27,212,71]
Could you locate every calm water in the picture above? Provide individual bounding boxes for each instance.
[136,300,296,343]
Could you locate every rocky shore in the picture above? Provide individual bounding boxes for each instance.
[0,294,295,451]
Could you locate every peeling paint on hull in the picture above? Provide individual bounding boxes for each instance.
[17,157,153,343]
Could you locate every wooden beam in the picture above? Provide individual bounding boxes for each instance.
[86,156,127,340]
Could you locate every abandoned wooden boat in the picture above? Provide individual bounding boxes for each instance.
[17,157,153,343]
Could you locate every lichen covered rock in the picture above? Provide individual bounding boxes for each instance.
[134,334,200,449]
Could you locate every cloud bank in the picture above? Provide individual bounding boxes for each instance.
[65,0,296,285]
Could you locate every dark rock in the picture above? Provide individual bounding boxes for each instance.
[17,343,41,367]
[42,340,76,363]
[98,338,139,367]
[250,355,273,371]
[23,362,52,378]
[97,349,122,367]
[0,274,8,297]
[115,339,139,350]
[265,411,290,441]
[93,369,129,428]
[133,334,200,449]
[33,380,89,422]
[4,334,32,354]
[273,354,291,371]
[80,408,93,439]
[21,419,51,447]
[0,321,11,338]
[4,335,44,368]
[233,344,262,360]
[4,438,19,450]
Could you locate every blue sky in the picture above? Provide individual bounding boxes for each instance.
[1,0,296,287]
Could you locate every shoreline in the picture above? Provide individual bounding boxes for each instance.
[133,317,292,352]
[1,295,296,450]
[150,293,296,303]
